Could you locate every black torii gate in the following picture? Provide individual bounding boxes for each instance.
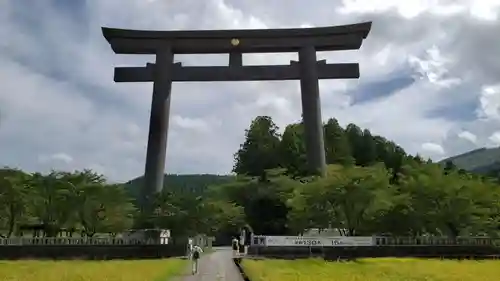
[102,22,371,208]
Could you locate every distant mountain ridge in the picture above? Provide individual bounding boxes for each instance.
[123,174,234,200]
[122,146,500,198]
[439,147,500,175]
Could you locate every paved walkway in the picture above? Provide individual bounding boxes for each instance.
[177,247,245,281]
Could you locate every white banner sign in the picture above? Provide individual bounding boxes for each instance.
[264,236,374,247]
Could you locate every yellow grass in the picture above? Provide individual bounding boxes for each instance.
[242,258,500,281]
[0,258,187,281]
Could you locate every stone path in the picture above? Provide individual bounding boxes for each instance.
[176,247,245,281]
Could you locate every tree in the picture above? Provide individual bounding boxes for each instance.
[287,171,334,234]
[323,118,354,166]
[0,168,33,237]
[299,165,395,236]
[60,170,107,236]
[345,123,364,165]
[233,116,282,179]
[75,183,135,237]
[213,171,298,235]
[279,122,308,177]
[29,171,74,237]
[96,184,136,236]
[444,160,457,174]
[148,191,229,237]
[356,129,377,166]
[397,164,500,237]
[201,200,245,236]
[147,191,187,236]
[1,169,138,238]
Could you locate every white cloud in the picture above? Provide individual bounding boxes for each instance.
[468,0,500,21]
[336,0,497,20]
[489,131,500,146]
[38,153,74,164]
[458,131,477,143]
[421,142,445,155]
[1,0,500,181]
[172,115,211,132]
[477,84,500,120]
[408,45,462,88]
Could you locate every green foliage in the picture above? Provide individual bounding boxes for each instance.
[0,168,241,239]
[228,115,500,237]
[279,122,308,177]
[123,174,234,201]
[324,118,354,166]
[287,165,396,236]
[4,114,500,240]
[0,168,32,237]
[0,169,138,237]
[233,116,282,178]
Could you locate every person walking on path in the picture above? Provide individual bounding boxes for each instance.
[191,244,203,275]
[231,237,240,257]
[186,238,194,259]
[179,248,245,281]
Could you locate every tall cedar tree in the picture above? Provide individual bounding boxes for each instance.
[323,118,354,166]
[233,116,281,179]
[279,122,308,177]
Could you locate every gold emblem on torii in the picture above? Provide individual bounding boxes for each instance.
[231,38,240,46]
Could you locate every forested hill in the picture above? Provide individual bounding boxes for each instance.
[439,147,500,178]
[4,115,500,239]
[123,174,234,198]
[124,116,429,198]
[231,116,430,180]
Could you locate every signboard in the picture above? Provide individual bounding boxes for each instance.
[264,236,374,247]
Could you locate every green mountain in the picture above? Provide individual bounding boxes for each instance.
[123,174,234,199]
[439,147,500,176]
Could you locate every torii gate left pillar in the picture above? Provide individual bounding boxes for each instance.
[142,48,174,209]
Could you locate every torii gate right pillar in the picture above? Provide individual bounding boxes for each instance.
[299,46,327,176]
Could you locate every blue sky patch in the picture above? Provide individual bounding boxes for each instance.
[349,72,416,105]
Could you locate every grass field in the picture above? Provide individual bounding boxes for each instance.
[242,258,500,281]
[0,258,187,281]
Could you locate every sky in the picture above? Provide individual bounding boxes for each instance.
[1,0,500,182]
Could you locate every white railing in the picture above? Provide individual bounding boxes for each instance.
[374,236,499,246]
[0,237,170,246]
[251,235,500,247]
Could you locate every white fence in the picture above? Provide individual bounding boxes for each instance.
[0,237,169,246]
[253,236,374,247]
[374,236,499,246]
[251,235,500,247]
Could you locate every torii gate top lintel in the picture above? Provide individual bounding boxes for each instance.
[101,22,371,55]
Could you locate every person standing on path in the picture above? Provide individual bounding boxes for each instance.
[186,238,194,259]
[191,244,203,275]
[231,237,240,257]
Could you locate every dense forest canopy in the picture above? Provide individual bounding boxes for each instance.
[124,174,234,199]
[2,115,500,240]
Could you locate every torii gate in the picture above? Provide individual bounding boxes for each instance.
[102,22,371,208]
